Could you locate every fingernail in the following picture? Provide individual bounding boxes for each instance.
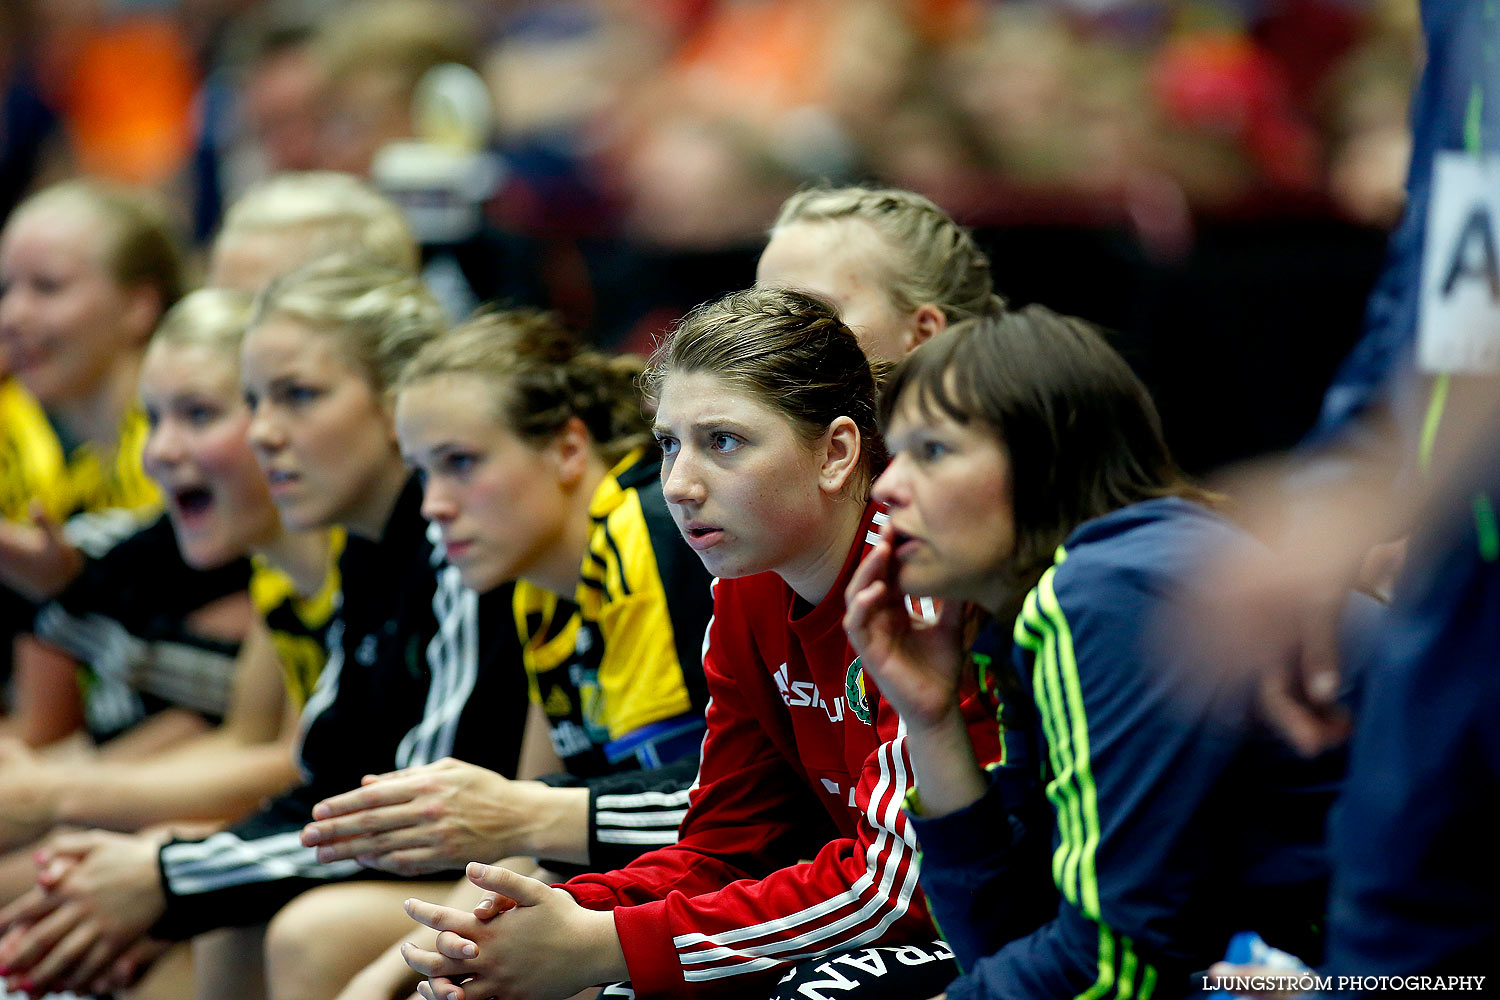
[475,898,494,911]
[403,898,415,912]
[449,991,461,1000]
[467,862,488,877]
[1309,670,1338,701]
[461,943,477,958]
[303,829,321,844]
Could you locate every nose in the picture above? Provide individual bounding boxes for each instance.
[419,475,457,524]
[871,453,909,508]
[245,404,285,459]
[0,284,29,338]
[661,449,704,507]
[143,417,186,475]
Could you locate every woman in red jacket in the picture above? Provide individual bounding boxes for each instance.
[400,286,1005,1000]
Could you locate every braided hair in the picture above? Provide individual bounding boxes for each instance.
[399,309,650,464]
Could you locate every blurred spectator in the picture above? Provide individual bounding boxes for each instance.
[311,0,479,177]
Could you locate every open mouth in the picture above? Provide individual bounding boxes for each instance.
[173,486,214,518]
[264,469,299,489]
[683,523,724,550]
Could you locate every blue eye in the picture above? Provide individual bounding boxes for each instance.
[710,432,742,454]
[143,407,162,430]
[655,434,680,457]
[920,440,949,461]
[185,404,219,427]
[243,390,260,411]
[443,452,478,476]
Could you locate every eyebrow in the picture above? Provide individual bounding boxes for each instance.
[655,417,756,435]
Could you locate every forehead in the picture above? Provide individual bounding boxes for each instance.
[142,342,239,395]
[241,316,356,378]
[209,230,314,293]
[758,219,895,288]
[396,373,501,434]
[1,204,108,269]
[654,369,789,428]
[887,381,1001,448]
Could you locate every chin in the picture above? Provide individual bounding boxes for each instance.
[181,538,235,571]
[460,567,503,593]
[275,500,327,534]
[897,567,957,603]
[695,550,759,582]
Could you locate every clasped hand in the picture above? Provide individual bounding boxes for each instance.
[401,862,624,1000]
[302,757,532,876]
[0,829,166,995]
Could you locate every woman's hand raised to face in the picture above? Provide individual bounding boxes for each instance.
[842,520,967,733]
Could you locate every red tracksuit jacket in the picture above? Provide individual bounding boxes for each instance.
[562,504,1004,996]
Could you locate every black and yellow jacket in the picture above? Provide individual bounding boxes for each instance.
[514,448,714,867]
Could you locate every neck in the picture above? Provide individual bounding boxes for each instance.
[529,452,612,597]
[51,352,143,449]
[344,458,413,541]
[976,563,1027,622]
[780,495,868,607]
[255,527,336,598]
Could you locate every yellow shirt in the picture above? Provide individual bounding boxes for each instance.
[249,528,346,708]
[0,377,160,527]
[513,449,706,768]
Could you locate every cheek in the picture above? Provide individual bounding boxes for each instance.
[287,409,353,464]
[195,421,254,470]
[62,285,128,339]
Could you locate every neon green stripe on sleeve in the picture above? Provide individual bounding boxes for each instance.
[1077,926,1118,1000]
[1418,373,1450,474]
[1474,492,1500,562]
[1021,586,1078,900]
[1040,567,1103,919]
[1139,958,1159,1000]
[1118,942,1139,1000]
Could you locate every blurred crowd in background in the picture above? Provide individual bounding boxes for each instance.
[2,0,1422,467]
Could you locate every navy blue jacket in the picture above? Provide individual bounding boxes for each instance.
[919,499,1336,1000]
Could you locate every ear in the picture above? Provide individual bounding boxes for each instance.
[377,392,402,446]
[818,415,863,496]
[904,304,947,352]
[121,285,165,347]
[547,416,593,488]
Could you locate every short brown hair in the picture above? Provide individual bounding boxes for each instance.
[881,305,1207,593]
[643,286,886,496]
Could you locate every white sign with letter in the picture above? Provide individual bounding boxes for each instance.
[1418,151,1500,374]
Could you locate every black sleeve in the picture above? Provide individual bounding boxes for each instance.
[33,516,248,739]
[152,783,454,939]
[539,754,702,872]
